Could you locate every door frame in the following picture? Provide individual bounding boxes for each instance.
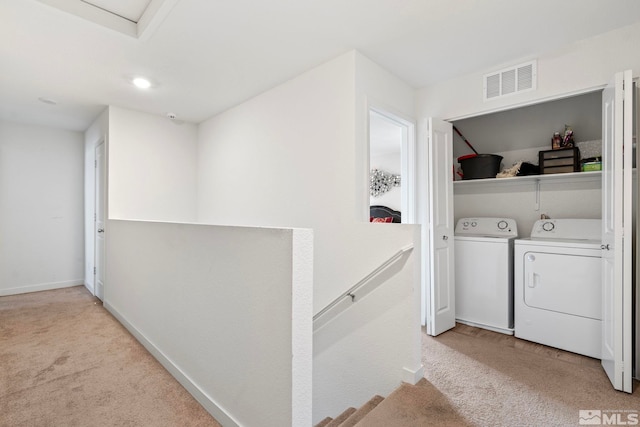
[367,104,417,224]
[601,70,634,392]
[94,139,107,300]
[427,77,637,385]
[428,86,611,331]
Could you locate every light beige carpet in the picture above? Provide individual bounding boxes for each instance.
[353,380,471,427]
[423,325,640,426]
[0,286,221,427]
[6,287,639,427]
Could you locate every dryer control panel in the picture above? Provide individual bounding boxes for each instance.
[530,219,601,240]
[455,217,518,237]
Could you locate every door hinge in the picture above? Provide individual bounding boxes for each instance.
[93,266,96,275]
[95,159,97,168]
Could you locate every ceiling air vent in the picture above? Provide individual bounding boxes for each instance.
[484,60,536,101]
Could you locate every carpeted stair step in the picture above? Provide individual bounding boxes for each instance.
[353,381,471,427]
[324,407,357,427]
[315,417,334,427]
[315,395,384,427]
[340,395,385,427]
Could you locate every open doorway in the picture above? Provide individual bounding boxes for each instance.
[368,108,416,224]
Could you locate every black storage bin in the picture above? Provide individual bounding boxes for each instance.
[459,154,503,180]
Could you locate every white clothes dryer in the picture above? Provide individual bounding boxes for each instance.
[454,217,518,335]
[514,219,602,358]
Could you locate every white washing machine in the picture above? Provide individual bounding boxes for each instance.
[454,217,518,335]
[514,219,602,358]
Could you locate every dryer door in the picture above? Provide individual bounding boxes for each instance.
[523,251,601,320]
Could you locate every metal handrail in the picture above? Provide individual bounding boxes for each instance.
[312,244,414,324]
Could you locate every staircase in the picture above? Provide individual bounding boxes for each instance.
[314,379,470,427]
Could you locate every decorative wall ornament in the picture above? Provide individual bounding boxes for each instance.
[370,169,401,197]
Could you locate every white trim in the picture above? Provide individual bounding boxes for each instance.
[367,103,418,224]
[291,228,313,427]
[137,0,180,40]
[36,0,178,39]
[0,280,84,296]
[402,364,425,385]
[104,301,241,427]
[448,84,608,122]
[622,69,633,392]
[36,0,137,36]
[418,118,430,326]
[636,80,640,381]
[94,138,106,300]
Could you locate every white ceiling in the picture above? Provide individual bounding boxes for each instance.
[2,0,640,132]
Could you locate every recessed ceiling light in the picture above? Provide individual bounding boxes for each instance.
[132,77,152,89]
[38,97,58,105]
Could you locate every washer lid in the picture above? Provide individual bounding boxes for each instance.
[455,217,518,238]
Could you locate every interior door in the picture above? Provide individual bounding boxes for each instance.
[425,118,455,335]
[601,70,633,392]
[94,141,106,301]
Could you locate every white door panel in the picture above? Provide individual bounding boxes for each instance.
[601,70,633,393]
[426,118,455,336]
[95,141,106,301]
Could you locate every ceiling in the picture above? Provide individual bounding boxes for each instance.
[2,0,640,132]
[81,0,152,23]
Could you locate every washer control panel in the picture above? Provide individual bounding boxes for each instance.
[530,219,601,240]
[455,217,518,237]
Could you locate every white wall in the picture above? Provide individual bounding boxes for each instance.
[446,90,603,235]
[84,107,197,294]
[197,52,358,309]
[355,52,416,222]
[196,49,419,314]
[104,220,313,427]
[197,53,355,238]
[0,120,84,295]
[416,22,640,235]
[108,106,198,222]
[196,51,423,423]
[417,22,640,121]
[312,223,421,421]
[454,177,601,238]
[84,108,108,294]
[450,91,602,158]
[418,20,640,376]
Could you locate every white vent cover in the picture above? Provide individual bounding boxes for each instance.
[484,60,537,101]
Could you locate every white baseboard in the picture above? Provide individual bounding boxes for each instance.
[403,364,425,385]
[104,301,240,427]
[0,279,84,296]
